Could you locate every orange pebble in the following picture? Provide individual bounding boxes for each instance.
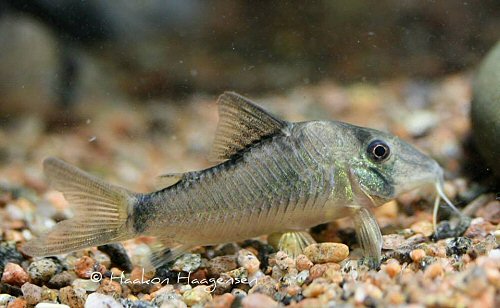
[410,249,426,263]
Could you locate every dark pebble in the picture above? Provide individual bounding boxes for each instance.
[48,271,75,289]
[433,216,471,240]
[0,282,23,297]
[446,237,473,256]
[153,267,179,284]
[0,241,24,274]
[98,243,133,272]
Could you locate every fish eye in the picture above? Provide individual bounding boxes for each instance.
[367,140,391,162]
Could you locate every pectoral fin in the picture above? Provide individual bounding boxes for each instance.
[351,207,382,264]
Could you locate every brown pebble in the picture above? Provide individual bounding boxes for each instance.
[130,266,154,282]
[384,259,401,278]
[208,256,237,277]
[208,293,236,308]
[302,278,329,297]
[410,249,426,263]
[59,286,86,308]
[74,256,96,279]
[309,264,328,280]
[303,243,349,264]
[248,276,278,297]
[295,254,313,272]
[410,221,434,237]
[322,262,342,284]
[241,293,278,308]
[476,200,500,223]
[1,263,29,286]
[96,277,122,299]
[48,271,75,289]
[424,263,444,279]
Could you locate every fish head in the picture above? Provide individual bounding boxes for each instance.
[343,124,443,206]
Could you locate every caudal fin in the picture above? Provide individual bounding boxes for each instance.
[23,157,135,257]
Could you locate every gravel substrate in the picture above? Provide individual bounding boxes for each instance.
[0,74,498,307]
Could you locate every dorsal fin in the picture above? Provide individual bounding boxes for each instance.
[209,92,289,162]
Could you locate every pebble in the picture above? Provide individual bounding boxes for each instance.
[1,263,29,286]
[84,292,122,308]
[96,278,122,299]
[308,264,328,280]
[21,282,42,305]
[171,254,201,272]
[71,279,99,292]
[92,250,111,269]
[248,276,277,297]
[303,243,349,264]
[0,293,15,306]
[207,256,237,277]
[295,254,313,272]
[410,249,427,263]
[446,237,472,256]
[47,271,74,289]
[59,286,87,308]
[353,282,383,304]
[35,304,70,308]
[410,221,434,237]
[384,259,401,278]
[302,278,329,297]
[210,293,235,308]
[0,242,24,273]
[382,234,406,250]
[6,297,27,308]
[323,263,343,284]
[152,287,184,307]
[241,293,278,308]
[296,270,309,286]
[476,200,500,223]
[28,259,59,284]
[41,286,58,302]
[182,285,212,306]
[231,288,247,297]
[290,298,323,307]
[97,243,133,272]
[74,256,96,279]
[237,249,261,275]
[424,263,444,279]
[275,251,295,271]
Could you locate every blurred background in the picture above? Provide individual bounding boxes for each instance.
[0,0,499,116]
[0,0,499,188]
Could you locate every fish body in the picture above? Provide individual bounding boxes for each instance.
[23,92,448,264]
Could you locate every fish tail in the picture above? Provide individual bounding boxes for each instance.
[23,157,136,257]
